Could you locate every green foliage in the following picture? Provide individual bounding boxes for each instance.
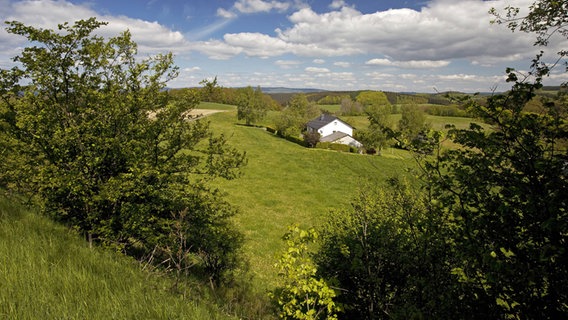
[318,94,350,105]
[303,131,321,148]
[315,142,355,153]
[276,94,320,138]
[421,85,568,318]
[396,94,429,105]
[425,104,470,117]
[414,2,568,316]
[339,98,364,116]
[316,180,462,319]
[397,105,430,149]
[0,19,246,284]
[200,76,223,103]
[356,104,392,155]
[237,86,268,126]
[356,91,391,108]
[270,225,339,320]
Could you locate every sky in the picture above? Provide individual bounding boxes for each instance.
[0,0,566,92]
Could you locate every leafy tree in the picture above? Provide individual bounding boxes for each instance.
[397,104,430,149]
[199,76,223,103]
[237,86,267,126]
[0,19,246,284]
[355,91,391,109]
[270,225,339,320]
[303,131,321,148]
[276,94,320,138]
[356,104,392,155]
[413,1,568,317]
[316,180,462,319]
[339,98,363,116]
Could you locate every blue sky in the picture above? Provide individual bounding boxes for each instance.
[1,0,566,92]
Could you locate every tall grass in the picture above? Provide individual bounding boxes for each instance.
[0,195,234,320]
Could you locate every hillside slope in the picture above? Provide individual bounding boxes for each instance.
[0,195,233,320]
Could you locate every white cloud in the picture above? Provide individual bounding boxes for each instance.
[233,0,290,14]
[305,67,330,73]
[191,39,243,60]
[275,59,302,69]
[223,32,289,58]
[313,59,325,64]
[329,0,346,9]
[183,66,201,72]
[334,61,351,68]
[366,58,451,69]
[0,0,187,56]
[216,8,237,19]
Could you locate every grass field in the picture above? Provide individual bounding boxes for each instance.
[204,107,417,290]
[197,103,488,289]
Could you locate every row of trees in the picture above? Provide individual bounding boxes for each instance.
[0,19,246,285]
[271,0,567,318]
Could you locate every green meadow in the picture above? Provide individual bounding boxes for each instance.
[199,102,488,290]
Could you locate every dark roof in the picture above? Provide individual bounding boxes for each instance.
[306,114,351,130]
[320,131,349,142]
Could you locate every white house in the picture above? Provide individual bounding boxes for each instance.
[306,114,362,148]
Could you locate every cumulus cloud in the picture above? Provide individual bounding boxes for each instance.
[305,67,330,73]
[0,0,187,57]
[366,58,451,69]
[334,61,351,68]
[233,0,290,14]
[217,8,237,19]
[329,0,347,9]
[313,59,325,64]
[204,0,538,65]
[275,59,302,69]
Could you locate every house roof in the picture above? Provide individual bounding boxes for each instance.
[319,131,350,143]
[306,114,352,130]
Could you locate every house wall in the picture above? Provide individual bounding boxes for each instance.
[337,136,363,148]
[317,120,353,137]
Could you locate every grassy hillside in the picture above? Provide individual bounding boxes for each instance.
[198,103,488,290]
[204,108,417,290]
[0,195,234,320]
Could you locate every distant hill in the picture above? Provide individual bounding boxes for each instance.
[261,87,326,94]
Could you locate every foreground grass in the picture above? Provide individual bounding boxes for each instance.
[0,195,234,320]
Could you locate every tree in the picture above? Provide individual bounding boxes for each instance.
[356,104,392,155]
[339,98,363,116]
[316,180,462,319]
[276,94,320,138]
[355,91,391,109]
[414,2,568,317]
[0,19,246,284]
[303,131,321,148]
[397,105,430,149]
[237,86,267,126]
[270,225,339,320]
[199,76,223,103]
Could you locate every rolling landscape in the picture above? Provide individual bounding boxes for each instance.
[1,0,567,319]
